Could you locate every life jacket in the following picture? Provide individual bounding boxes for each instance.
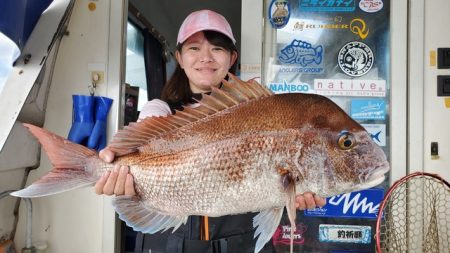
[135,214,276,253]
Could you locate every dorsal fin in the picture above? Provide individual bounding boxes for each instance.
[107,74,273,155]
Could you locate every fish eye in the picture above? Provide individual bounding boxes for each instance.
[338,131,355,150]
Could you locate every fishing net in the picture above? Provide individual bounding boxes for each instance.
[376,172,450,253]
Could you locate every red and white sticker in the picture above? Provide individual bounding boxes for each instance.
[359,0,383,13]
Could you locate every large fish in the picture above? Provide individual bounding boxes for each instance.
[12,75,390,253]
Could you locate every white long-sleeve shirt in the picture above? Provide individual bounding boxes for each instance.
[138,99,172,120]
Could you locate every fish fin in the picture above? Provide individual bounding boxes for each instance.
[279,169,297,253]
[253,208,284,253]
[284,175,297,253]
[107,76,273,155]
[113,196,188,234]
[11,124,98,198]
[10,170,97,198]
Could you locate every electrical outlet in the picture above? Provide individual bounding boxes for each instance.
[437,75,450,96]
[438,48,450,69]
[90,71,104,85]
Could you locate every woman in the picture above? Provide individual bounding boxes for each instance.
[96,10,325,252]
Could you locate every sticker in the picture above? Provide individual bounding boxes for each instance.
[350,18,369,39]
[269,0,291,29]
[291,18,368,40]
[278,66,324,74]
[362,124,386,146]
[292,21,349,32]
[319,224,371,244]
[268,81,313,94]
[314,79,386,97]
[338,41,374,77]
[359,0,383,13]
[430,50,437,66]
[272,223,308,246]
[305,188,385,219]
[279,40,324,68]
[351,99,386,120]
[299,0,356,12]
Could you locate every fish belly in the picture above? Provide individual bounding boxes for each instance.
[128,135,289,217]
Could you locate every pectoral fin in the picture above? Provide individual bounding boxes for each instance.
[282,170,297,253]
[253,208,284,253]
[113,196,188,234]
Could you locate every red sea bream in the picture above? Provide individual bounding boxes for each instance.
[12,75,390,253]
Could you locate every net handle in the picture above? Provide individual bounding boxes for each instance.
[375,171,450,253]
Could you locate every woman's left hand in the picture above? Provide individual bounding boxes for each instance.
[295,192,326,210]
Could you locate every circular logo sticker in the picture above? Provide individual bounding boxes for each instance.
[269,0,291,29]
[338,41,374,77]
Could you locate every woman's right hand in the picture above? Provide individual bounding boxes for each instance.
[94,148,136,196]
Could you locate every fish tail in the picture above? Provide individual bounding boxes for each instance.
[10,123,99,198]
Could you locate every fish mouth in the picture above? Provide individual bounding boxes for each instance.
[363,174,386,189]
[358,163,390,189]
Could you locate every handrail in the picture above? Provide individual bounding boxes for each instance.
[0,190,33,249]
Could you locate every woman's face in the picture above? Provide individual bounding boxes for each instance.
[176,32,237,93]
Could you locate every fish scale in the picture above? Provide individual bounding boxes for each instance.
[12,74,390,253]
[127,133,290,216]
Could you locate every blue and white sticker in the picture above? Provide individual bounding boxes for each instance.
[299,0,356,12]
[279,40,324,73]
[351,99,386,120]
[278,66,324,74]
[305,188,384,219]
[268,81,313,94]
[338,41,374,77]
[319,224,371,244]
[359,0,383,13]
[362,124,386,146]
[269,0,291,29]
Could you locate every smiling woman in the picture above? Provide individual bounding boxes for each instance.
[96,8,325,253]
[175,31,238,93]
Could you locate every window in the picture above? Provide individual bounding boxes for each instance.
[125,21,148,111]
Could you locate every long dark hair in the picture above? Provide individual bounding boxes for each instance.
[161,31,238,105]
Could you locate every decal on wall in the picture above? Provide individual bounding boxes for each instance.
[291,17,369,40]
[279,40,323,66]
[292,21,348,31]
[319,224,372,244]
[299,0,356,12]
[338,41,374,77]
[362,124,386,146]
[277,66,324,74]
[350,18,369,39]
[304,188,384,219]
[269,0,291,29]
[351,99,386,120]
[268,80,313,94]
[359,0,384,13]
[314,79,386,97]
[272,223,308,246]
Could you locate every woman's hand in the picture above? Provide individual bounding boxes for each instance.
[295,192,326,210]
[94,148,136,196]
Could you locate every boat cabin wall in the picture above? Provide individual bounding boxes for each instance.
[8,1,124,252]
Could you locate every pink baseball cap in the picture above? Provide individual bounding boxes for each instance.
[177,10,236,45]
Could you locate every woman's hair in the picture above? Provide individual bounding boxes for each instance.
[161,30,238,104]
